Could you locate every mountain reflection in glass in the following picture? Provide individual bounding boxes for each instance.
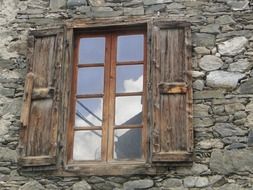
[114,128,142,159]
[115,96,142,126]
[79,37,105,64]
[117,35,144,62]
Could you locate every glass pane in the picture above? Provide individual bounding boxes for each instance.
[77,67,104,94]
[114,128,142,159]
[115,96,142,126]
[116,65,143,93]
[79,37,105,64]
[73,130,102,160]
[117,35,144,62]
[75,98,103,127]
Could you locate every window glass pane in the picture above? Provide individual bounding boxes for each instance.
[117,35,144,62]
[77,67,104,94]
[114,128,142,159]
[73,130,102,160]
[79,37,105,64]
[116,65,143,93]
[115,96,142,126]
[75,98,103,127]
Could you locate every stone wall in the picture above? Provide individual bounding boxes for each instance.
[0,0,253,189]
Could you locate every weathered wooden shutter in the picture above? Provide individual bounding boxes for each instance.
[19,28,63,166]
[149,21,193,162]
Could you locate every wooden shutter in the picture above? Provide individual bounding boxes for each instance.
[149,21,193,163]
[19,28,63,166]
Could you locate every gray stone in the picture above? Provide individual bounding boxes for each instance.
[183,177,197,188]
[123,7,144,16]
[217,183,242,190]
[166,3,185,9]
[248,129,253,147]
[213,105,225,115]
[50,0,66,9]
[195,177,209,188]
[198,139,224,149]
[67,0,87,8]
[200,24,220,34]
[222,136,247,145]
[208,175,226,187]
[88,176,105,183]
[162,178,183,188]
[191,163,209,175]
[193,33,216,47]
[0,86,15,98]
[193,104,210,117]
[93,182,116,190]
[199,55,223,71]
[239,78,253,94]
[143,0,172,6]
[88,0,105,6]
[213,123,247,137]
[0,147,17,163]
[194,90,225,99]
[72,180,91,190]
[226,142,246,150]
[234,111,247,120]
[215,15,236,25]
[228,59,252,72]
[192,71,205,78]
[145,4,166,14]
[218,37,248,56]
[246,113,253,127]
[0,167,10,174]
[246,100,253,112]
[225,103,245,114]
[87,10,123,17]
[193,80,204,91]
[227,0,249,10]
[194,117,214,127]
[210,149,253,174]
[194,47,210,55]
[123,179,154,190]
[1,98,22,117]
[19,181,45,190]
[206,71,244,89]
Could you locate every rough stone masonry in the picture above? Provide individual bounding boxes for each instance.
[0,0,253,189]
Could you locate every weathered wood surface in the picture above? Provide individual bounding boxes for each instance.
[20,72,34,127]
[19,28,63,167]
[150,21,193,162]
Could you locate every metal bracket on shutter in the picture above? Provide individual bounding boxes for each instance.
[158,82,187,94]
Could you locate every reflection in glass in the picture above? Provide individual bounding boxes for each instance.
[73,130,102,160]
[117,35,144,62]
[79,37,105,64]
[77,67,104,94]
[116,65,143,93]
[115,96,142,126]
[114,128,142,159]
[75,98,103,127]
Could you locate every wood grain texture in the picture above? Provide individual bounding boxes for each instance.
[150,21,193,162]
[19,28,64,167]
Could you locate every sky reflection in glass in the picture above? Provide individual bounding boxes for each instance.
[79,37,105,64]
[116,65,143,93]
[73,130,102,160]
[77,67,104,94]
[117,35,144,62]
[75,98,103,127]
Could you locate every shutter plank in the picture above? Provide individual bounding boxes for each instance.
[150,21,193,163]
[19,28,63,167]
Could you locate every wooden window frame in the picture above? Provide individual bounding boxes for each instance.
[19,17,193,176]
[67,28,148,164]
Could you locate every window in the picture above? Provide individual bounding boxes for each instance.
[69,30,147,162]
[19,18,193,175]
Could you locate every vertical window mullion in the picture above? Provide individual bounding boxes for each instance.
[107,33,117,161]
[101,34,112,161]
